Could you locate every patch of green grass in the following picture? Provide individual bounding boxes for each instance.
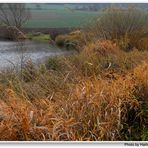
[24,9,100,28]
[26,33,51,43]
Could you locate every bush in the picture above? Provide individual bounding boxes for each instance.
[55,30,83,50]
[55,35,66,47]
[88,7,148,51]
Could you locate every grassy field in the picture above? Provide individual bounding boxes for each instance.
[24,5,99,28]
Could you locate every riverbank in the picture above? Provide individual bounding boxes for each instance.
[0,26,76,40]
[0,39,147,140]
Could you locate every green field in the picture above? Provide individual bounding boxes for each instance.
[24,4,100,28]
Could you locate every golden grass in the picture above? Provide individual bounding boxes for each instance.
[0,40,147,141]
[82,40,121,56]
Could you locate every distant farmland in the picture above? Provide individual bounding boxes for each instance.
[24,5,100,28]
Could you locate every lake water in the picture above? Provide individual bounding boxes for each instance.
[0,40,73,70]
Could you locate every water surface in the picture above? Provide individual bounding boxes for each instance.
[0,40,72,70]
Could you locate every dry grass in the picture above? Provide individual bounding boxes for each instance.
[82,40,120,56]
[55,30,84,50]
[0,39,148,141]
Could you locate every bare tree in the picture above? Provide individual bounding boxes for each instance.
[0,3,30,28]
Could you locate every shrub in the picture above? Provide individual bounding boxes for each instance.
[88,7,148,51]
[55,30,83,50]
[55,35,66,47]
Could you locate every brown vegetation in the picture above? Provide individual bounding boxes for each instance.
[55,30,83,50]
[0,39,148,140]
[0,6,147,141]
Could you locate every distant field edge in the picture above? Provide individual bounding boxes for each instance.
[0,27,81,40]
[22,27,80,34]
[22,27,81,39]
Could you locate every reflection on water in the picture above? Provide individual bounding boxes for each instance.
[0,40,73,70]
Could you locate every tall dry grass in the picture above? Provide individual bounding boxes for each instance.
[84,7,148,51]
[0,39,148,140]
